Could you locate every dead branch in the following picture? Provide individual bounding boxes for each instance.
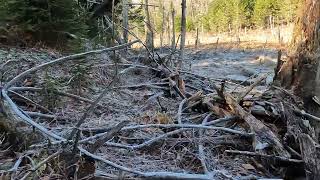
[90,121,129,153]
[198,113,212,175]
[294,109,320,122]
[9,90,53,114]
[169,77,186,99]
[78,147,211,180]
[4,41,139,90]
[299,133,320,179]
[223,92,290,157]
[25,111,57,119]
[80,123,253,144]
[237,73,269,102]
[1,91,66,141]
[225,150,303,164]
[104,129,185,150]
[69,78,116,151]
[114,82,169,90]
[10,87,103,107]
[178,98,188,124]
[20,150,61,180]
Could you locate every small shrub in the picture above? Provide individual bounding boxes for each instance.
[41,72,60,110]
[69,61,92,95]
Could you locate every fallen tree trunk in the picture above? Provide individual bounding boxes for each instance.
[0,100,43,149]
[223,92,290,157]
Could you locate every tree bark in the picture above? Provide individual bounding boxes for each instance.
[274,0,320,179]
[275,0,320,116]
[144,0,154,53]
[180,0,187,65]
[171,2,176,50]
[122,0,129,44]
[160,1,165,49]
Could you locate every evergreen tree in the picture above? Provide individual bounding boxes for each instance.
[0,0,88,48]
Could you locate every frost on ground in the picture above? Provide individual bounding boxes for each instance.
[0,42,287,179]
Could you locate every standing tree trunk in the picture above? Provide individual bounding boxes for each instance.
[122,0,129,44]
[275,0,320,116]
[144,0,154,53]
[275,1,320,179]
[159,1,165,50]
[171,2,176,50]
[179,0,187,68]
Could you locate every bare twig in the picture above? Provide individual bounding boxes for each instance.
[79,147,211,180]
[237,73,269,102]
[225,150,303,164]
[177,98,188,124]
[80,123,253,144]
[25,111,58,120]
[294,109,320,122]
[105,129,185,150]
[21,150,61,180]
[10,87,103,107]
[69,78,115,151]
[198,113,213,175]
[90,121,129,153]
[4,41,139,90]
[113,82,169,90]
[9,90,53,114]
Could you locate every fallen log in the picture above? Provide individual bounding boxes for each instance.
[223,92,290,157]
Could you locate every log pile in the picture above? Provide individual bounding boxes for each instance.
[0,43,319,179]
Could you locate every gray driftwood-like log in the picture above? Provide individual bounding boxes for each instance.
[223,92,290,157]
[299,134,320,180]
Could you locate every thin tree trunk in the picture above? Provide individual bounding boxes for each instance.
[179,0,186,68]
[195,27,199,49]
[171,2,176,50]
[167,11,171,46]
[144,0,154,53]
[122,0,129,44]
[160,1,165,49]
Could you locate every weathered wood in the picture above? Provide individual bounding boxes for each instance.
[180,0,187,64]
[0,101,42,148]
[90,121,129,153]
[299,134,320,180]
[223,92,290,157]
[275,0,320,116]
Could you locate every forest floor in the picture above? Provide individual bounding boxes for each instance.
[0,42,299,180]
[184,42,280,89]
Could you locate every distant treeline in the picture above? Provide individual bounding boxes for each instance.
[153,0,300,33]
